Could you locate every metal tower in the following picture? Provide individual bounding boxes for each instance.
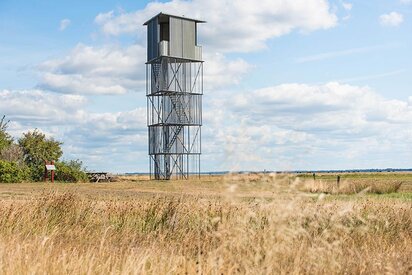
[144,13,204,180]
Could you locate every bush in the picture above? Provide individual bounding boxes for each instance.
[28,163,48,182]
[55,160,89,183]
[0,160,30,183]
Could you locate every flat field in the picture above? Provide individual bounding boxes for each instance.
[0,173,411,274]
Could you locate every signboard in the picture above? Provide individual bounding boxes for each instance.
[45,165,56,171]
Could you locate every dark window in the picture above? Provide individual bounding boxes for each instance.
[160,23,169,41]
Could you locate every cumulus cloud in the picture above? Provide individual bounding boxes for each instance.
[38,0,337,96]
[94,0,338,52]
[59,19,71,31]
[205,53,252,89]
[380,12,404,27]
[1,88,147,172]
[2,82,412,172]
[204,82,412,170]
[0,89,86,124]
[38,43,252,95]
[38,44,146,95]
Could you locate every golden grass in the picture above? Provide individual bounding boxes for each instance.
[300,178,403,194]
[0,174,411,274]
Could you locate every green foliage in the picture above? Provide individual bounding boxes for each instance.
[0,160,30,183]
[18,129,63,168]
[1,118,88,183]
[29,163,48,182]
[0,115,13,152]
[55,160,89,183]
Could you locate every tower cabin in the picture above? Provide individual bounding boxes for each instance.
[144,13,205,62]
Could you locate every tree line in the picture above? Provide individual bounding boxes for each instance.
[0,115,88,183]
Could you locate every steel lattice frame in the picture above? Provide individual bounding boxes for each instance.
[147,56,203,180]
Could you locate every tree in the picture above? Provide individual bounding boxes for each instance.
[0,115,13,152]
[0,144,25,164]
[18,130,63,180]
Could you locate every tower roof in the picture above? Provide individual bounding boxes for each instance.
[143,12,206,25]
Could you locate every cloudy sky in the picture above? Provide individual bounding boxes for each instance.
[1,0,411,172]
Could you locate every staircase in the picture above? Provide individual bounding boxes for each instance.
[166,95,185,152]
[152,63,161,91]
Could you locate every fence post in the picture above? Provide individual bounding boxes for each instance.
[51,160,55,183]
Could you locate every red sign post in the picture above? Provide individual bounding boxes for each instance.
[44,160,56,183]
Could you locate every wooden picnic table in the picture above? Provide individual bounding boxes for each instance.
[86,172,112,183]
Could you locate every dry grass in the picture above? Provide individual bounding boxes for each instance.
[300,178,403,194]
[0,174,411,274]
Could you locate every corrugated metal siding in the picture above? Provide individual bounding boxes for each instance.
[183,20,195,59]
[170,17,183,58]
[194,46,202,61]
[147,18,159,61]
[159,40,169,57]
[159,16,198,60]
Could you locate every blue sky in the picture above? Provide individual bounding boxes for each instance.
[1,0,411,172]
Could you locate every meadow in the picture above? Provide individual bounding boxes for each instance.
[0,173,411,274]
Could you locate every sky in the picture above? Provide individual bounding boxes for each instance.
[0,0,411,173]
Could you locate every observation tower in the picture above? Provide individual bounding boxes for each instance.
[144,13,204,179]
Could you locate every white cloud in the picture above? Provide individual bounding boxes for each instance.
[38,44,146,95]
[380,12,404,27]
[1,88,147,172]
[94,11,114,24]
[59,19,71,31]
[204,82,412,170]
[2,83,412,172]
[38,43,252,95]
[204,53,252,89]
[342,2,352,11]
[0,89,85,124]
[400,0,412,4]
[94,0,338,52]
[40,0,337,96]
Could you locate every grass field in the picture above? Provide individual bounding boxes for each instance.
[0,173,411,274]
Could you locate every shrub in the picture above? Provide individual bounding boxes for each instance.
[55,160,89,183]
[0,160,30,183]
[28,163,48,182]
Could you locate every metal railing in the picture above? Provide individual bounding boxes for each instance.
[159,40,169,56]
[158,41,202,61]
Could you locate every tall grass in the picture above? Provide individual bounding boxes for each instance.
[0,175,411,274]
[300,178,403,194]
